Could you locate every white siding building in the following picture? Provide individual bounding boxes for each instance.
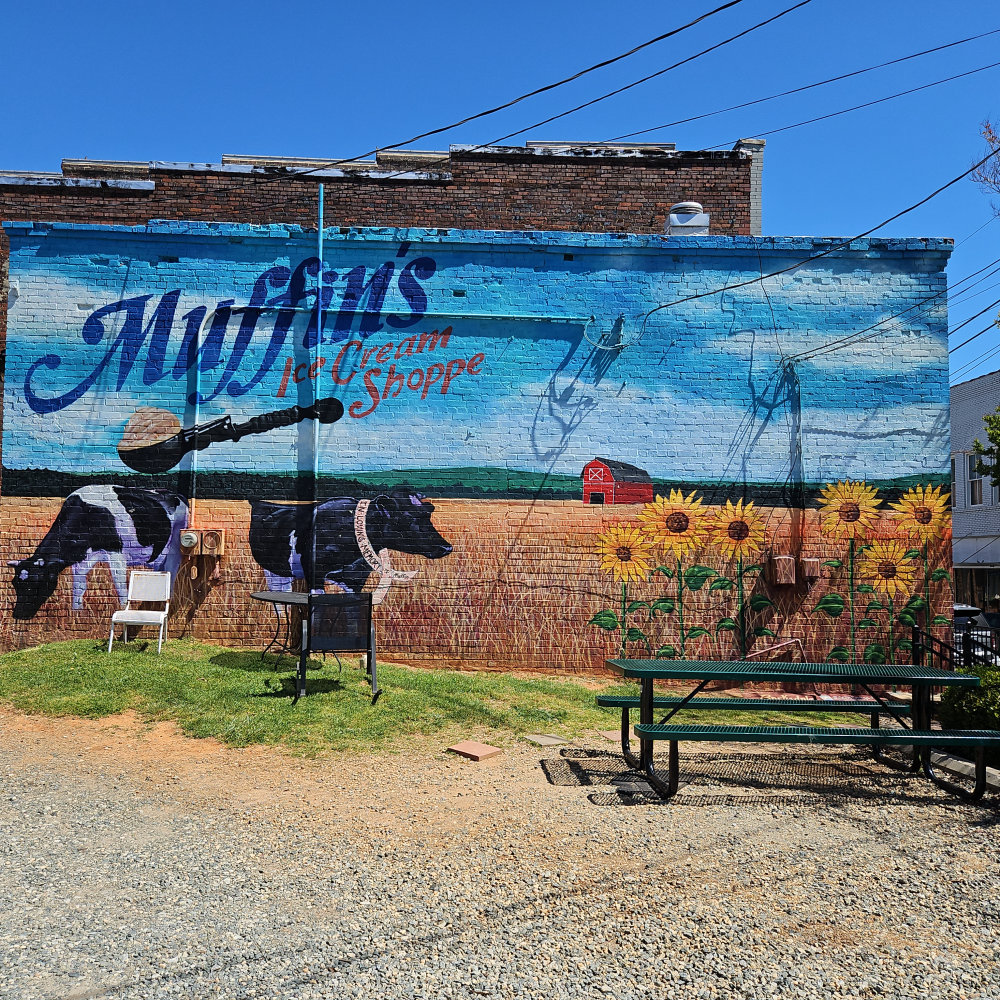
[952,369,1000,606]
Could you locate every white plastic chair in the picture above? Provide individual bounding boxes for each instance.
[108,571,172,654]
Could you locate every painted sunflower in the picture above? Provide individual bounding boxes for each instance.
[711,499,766,560]
[817,479,882,541]
[597,524,653,584]
[858,539,916,601]
[638,490,709,557]
[889,484,950,543]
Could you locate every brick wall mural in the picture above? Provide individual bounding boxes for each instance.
[0,221,952,669]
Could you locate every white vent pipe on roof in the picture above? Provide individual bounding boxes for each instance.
[667,201,710,236]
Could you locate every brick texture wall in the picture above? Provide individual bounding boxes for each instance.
[0,223,952,668]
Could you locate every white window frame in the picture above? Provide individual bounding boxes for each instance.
[969,453,984,506]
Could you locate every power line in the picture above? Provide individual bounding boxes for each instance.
[425,0,816,165]
[808,257,1000,360]
[798,257,1000,364]
[603,27,1000,143]
[704,59,1000,149]
[949,299,1000,352]
[950,324,1000,382]
[642,147,1000,335]
[237,0,756,193]
[243,0,816,216]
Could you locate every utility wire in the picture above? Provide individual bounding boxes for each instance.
[242,0,754,184]
[796,258,1000,363]
[243,0,815,216]
[705,59,1000,148]
[643,148,1000,334]
[950,325,1000,381]
[949,298,1000,351]
[425,0,815,164]
[604,26,1000,142]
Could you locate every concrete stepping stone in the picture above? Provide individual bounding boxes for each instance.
[523,733,567,746]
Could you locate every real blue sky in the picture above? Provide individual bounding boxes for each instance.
[4,0,998,383]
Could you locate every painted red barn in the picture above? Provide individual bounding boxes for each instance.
[582,458,654,505]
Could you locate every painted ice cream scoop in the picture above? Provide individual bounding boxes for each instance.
[117,398,345,474]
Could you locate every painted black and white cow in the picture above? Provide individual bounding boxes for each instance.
[9,486,188,619]
[248,489,452,594]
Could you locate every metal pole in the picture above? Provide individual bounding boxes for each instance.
[312,184,324,591]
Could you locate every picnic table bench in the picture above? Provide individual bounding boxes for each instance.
[603,659,1000,802]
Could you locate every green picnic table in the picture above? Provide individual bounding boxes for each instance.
[604,659,999,801]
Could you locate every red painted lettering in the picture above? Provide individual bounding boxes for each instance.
[382,364,405,399]
[275,357,294,398]
[467,352,485,375]
[332,341,361,386]
[349,368,382,419]
[417,326,452,353]
[442,358,466,394]
[421,362,445,399]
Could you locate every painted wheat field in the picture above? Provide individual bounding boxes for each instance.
[0,494,952,672]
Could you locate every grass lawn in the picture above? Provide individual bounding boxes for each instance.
[0,639,865,755]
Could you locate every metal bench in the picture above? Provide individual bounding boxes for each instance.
[597,693,909,726]
[631,723,1000,801]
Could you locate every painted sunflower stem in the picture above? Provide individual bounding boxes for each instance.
[888,595,895,665]
[677,556,686,656]
[620,582,628,658]
[848,538,857,662]
[923,542,929,624]
[737,555,746,659]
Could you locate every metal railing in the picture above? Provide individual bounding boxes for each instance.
[912,625,999,672]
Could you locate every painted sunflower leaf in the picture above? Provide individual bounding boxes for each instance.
[814,593,845,618]
[896,610,917,627]
[626,601,649,615]
[625,627,649,646]
[742,563,764,574]
[685,627,711,639]
[650,597,676,615]
[683,565,717,591]
[866,600,886,613]
[716,617,738,633]
[655,645,678,660]
[753,627,777,638]
[905,595,928,610]
[903,548,922,561]
[587,610,620,631]
[826,646,850,663]
[653,565,675,579]
[894,638,913,652]
[929,569,952,582]
[931,615,950,626]
[856,584,875,594]
[749,594,775,612]
[709,577,734,592]
[822,559,843,569]
[863,642,887,664]
[858,618,878,629]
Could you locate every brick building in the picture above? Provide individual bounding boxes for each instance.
[0,139,954,669]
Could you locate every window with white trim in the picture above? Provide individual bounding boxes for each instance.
[969,454,984,506]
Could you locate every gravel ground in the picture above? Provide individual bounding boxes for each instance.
[2,708,999,1000]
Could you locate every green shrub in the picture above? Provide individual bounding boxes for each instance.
[940,665,1000,766]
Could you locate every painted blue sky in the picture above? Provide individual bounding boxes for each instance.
[2,0,997,387]
[3,225,950,485]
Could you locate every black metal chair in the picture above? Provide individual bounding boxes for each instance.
[297,593,380,703]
